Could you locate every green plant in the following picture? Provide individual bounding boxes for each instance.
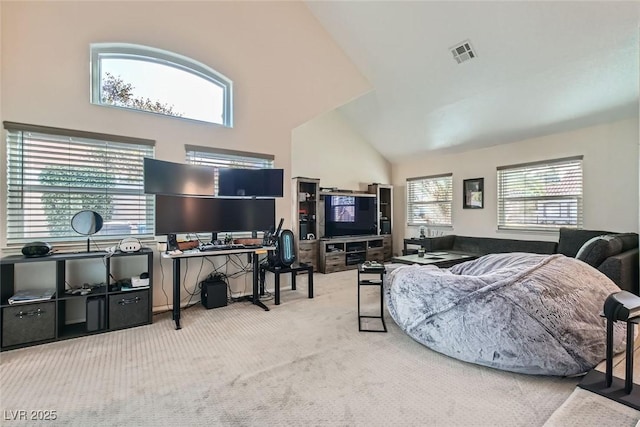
[39,166,114,235]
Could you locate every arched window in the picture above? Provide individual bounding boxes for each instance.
[90,43,232,127]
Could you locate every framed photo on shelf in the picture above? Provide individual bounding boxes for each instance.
[463,178,484,209]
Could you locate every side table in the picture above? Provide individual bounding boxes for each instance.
[259,262,314,305]
[357,264,387,332]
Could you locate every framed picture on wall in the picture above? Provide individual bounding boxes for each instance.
[463,178,484,209]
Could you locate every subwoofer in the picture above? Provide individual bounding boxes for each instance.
[299,223,308,240]
[201,278,227,309]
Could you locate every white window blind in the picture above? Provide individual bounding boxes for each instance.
[497,156,583,231]
[407,173,453,226]
[185,145,274,193]
[5,122,155,245]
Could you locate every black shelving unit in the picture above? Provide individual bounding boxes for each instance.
[357,264,387,332]
[0,248,153,351]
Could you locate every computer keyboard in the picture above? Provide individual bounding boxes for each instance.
[198,243,263,252]
[199,244,233,251]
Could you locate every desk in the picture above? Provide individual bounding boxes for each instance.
[166,246,274,330]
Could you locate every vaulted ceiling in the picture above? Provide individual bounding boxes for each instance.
[305,1,639,162]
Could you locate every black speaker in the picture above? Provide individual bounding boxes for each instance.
[167,234,179,251]
[299,223,308,239]
[201,277,227,309]
[381,220,391,234]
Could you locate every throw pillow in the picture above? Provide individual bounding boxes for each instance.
[575,235,623,268]
[557,227,612,257]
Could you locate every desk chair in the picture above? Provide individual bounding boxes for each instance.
[259,262,314,305]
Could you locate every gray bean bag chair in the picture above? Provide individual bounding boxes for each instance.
[384,252,627,376]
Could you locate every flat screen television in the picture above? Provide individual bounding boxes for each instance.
[218,168,284,197]
[324,195,377,237]
[155,195,276,235]
[144,158,215,196]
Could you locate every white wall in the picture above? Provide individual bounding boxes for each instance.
[391,118,639,256]
[292,109,391,191]
[0,1,370,312]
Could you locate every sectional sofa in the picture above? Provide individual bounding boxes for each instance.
[409,228,639,294]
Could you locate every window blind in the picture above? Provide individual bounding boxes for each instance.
[497,156,583,231]
[185,145,274,168]
[406,173,453,226]
[185,145,274,194]
[5,123,155,245]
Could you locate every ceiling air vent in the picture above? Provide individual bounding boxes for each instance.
[450,40,476,64]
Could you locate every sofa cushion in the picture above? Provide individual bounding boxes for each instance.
[451,236,557,255]
[614,233,639,252]
[598,248,640,294]
[424,235,456,251]
[557,228,612,257]
[576,235,623,267]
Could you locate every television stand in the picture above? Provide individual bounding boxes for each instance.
[319,236,387,273]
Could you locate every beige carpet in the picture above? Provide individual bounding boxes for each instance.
[544,323,640,426]
[0,269,630,426]
[544,388,639,426]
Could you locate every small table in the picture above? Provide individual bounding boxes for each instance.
[357,264,387,332]
[391,251,477,268]
[259,262,314,305]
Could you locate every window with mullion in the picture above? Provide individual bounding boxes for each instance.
[4,123,155,245]
[407,173,453,226]
[497,156,583,231]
